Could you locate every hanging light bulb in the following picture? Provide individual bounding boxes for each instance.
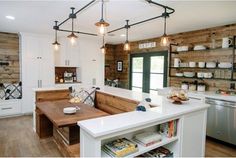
[124,41,130,51]
[101,35,106,54]
[160,9,170,47]
[67,7,78,45]
[68,32,78,46]
[123,20,130,51]
[95,0,109,36]
[52,21,60,51]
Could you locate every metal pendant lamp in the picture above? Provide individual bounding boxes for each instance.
[160,9,170,47]
[52,21,60,51]
[124,20,130,51]
[95,0,109,35]
[67,7,78,45]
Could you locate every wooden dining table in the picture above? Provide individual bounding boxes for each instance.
[35,99,109,157]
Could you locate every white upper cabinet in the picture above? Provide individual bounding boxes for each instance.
[54,37,80,67]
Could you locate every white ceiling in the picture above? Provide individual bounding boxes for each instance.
[0,0,236,44]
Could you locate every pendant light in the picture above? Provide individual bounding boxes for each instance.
[160,9,170,47]
[52,21,60,51]
[95,0,109,36]
[101,36,106,54]
[124,20,130,51]
[67,7,78,45]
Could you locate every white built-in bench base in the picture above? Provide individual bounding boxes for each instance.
[0,99,22,118]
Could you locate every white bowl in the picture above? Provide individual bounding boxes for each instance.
[218,62,232,68]
[184,72,195,78]
[198,62,205,68]
[194,45,206,51]
[175,73,184,77]
[197,72,204,78]
[206,62,216,68]
[63,107,77,114]
[189,62,196,68]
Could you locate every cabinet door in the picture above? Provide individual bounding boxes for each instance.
[68,40,80,67]
[181,110,207,157]
[55,38,68,67]
[38,37,55,87]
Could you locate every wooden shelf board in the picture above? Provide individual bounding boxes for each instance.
[171,47,234,54]
[101,136,178,157]
[170,76,232,81]
[169,67,232,70]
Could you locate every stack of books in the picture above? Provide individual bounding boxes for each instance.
[160,120,178,138]
[102,138,138,157]
[139,147,173,157]
[133,132,162,147]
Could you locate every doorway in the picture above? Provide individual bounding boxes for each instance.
[129,51,168,94]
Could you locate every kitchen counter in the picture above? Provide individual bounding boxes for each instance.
[78,96,209,138]
[76,86,209,157]
[157,87,236,102]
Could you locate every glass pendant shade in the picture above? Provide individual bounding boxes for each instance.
[160,34,170,47]
[95,20,109,36]
[52,41,60,51]
[101,45,106,54]
[67,32,78,45]
[124,41,130,51]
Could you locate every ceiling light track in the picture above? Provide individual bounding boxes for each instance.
[52,0,175,50]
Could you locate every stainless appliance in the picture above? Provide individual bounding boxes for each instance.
[205,97,236,145]
[64,72,73,83]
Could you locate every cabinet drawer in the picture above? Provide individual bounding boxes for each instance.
[0,100,21,116]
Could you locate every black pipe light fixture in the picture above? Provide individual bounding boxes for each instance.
[95,0,109,36]
[101,35,106,54]
[52,21,60,51]
[52,0,175,51]
[124,20,130,51]
[67,7,78,45]
[160,8,170,47]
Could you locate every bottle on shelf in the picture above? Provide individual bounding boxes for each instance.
[73,72,77,82]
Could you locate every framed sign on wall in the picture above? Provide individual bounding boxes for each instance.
[117,61,123,72]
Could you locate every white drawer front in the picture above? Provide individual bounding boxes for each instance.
[0,101,21,116]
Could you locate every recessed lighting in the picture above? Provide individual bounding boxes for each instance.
[6,15,15,20]
[120,34,126,37]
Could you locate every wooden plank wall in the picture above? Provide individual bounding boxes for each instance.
[105,23,236,91]
[0,32,20,83]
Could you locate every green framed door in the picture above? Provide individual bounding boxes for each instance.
[129,51,168,94]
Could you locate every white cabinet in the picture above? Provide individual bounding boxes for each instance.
[21,33,55,113]
[54,37,80,67]
[0,100,21,117]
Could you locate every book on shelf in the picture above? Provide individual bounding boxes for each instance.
[133,132,162,147]
[139,146,173,158]
[160,120,178,138]
[102,138,138,157]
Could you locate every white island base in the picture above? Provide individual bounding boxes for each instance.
[78,89,208,157]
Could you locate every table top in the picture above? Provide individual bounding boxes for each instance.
[36,100,109,127]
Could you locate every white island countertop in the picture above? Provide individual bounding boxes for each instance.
[157,87,236,102]
[78,86,209,138]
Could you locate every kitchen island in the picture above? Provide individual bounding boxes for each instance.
[34,86,209,157]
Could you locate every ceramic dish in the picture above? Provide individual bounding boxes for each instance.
[194,45,206,51]
[206,62,216,68]
[175,73,184,77]
[218,62,232,68]
[184,72,195,78]
[63,106,80,115]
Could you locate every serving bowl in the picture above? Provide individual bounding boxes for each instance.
[184,72,195,78]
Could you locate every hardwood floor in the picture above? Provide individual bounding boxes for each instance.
[0,115,61,157]
[0,115,235,157]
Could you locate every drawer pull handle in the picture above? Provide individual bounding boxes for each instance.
[2,107,13,110]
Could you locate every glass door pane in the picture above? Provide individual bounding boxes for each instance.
[150,56,165,93]
[131,57,143,92]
